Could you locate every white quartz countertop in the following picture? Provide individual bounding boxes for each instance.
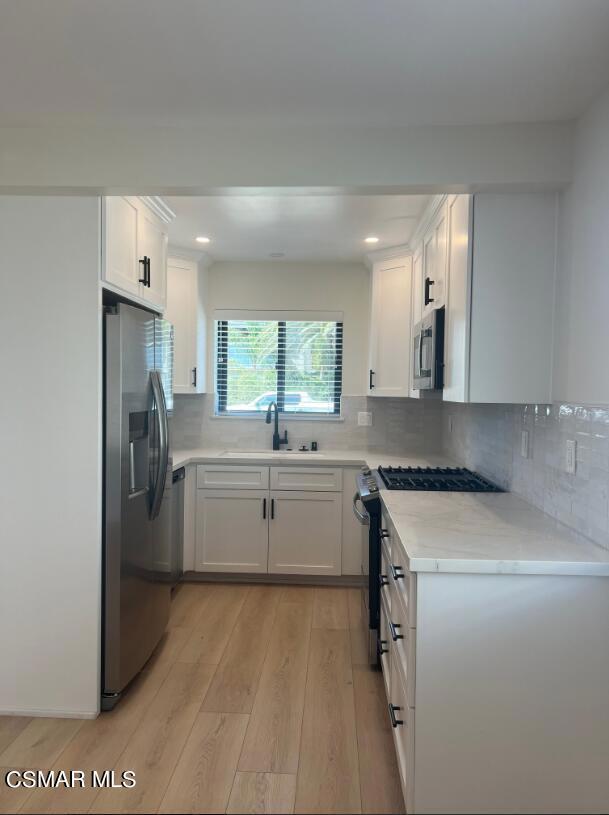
[172,447,609,577]
[382,489,609,576]
[172,447,453,470]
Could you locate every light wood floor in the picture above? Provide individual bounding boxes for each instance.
[0,584,404,814]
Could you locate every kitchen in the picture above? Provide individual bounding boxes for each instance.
[2,3,609,814]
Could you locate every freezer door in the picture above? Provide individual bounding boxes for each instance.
[103,304,170,703]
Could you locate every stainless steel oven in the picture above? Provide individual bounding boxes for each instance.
[413,306,445,390]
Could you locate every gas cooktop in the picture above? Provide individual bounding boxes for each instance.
[377,465,503,492]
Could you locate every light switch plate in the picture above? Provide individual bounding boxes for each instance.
[520,430,529,458]
[358,411,372,427]
[565,439,577,474]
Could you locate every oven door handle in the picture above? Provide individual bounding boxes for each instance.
[352,493,369,525]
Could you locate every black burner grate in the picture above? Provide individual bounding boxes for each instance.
[377,466,503,492]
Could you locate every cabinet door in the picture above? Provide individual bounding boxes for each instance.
[443,194,472,403]
[103,196,140,296]
[268,490,341,575]
[368,257,412,397]
[422,204,447,315]
[166,258,197,393]
[138,204,168,310]
[195,489,269,573]
[410,244,424,397]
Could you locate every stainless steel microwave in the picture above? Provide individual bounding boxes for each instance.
[413,307,445,390]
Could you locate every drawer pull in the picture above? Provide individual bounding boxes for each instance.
[389,621,403,642]
[388,703,404,728]
[391,564,405,580]
[379,574,389,588]
[378,639,389,657]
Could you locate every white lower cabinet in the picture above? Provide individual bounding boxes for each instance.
[194,465,351,576]
[268,490,342,576]
[195,488,269,573]
[389,657,415,812]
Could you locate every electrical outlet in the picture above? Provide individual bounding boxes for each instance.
[520,430,529,458]
[357,411,372,427]
[565,439,577,474]
[448,415,453,434]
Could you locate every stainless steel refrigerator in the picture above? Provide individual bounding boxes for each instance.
[102,302,174,710]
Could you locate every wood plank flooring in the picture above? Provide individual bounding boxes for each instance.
[0,584,404,815]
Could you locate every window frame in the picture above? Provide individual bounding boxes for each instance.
[215,316,343,418]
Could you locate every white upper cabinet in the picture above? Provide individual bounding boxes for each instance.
[422,202,447,315]
[367,255,412,397]
[165,256,207,394]
[409,243,424,398]
[137,204,168,310]
[443,192,557,404]
[103,197,140,297]
[102,196,169,312]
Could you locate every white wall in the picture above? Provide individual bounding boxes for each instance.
[554,87,609,403]
[205,261,370,395]
[0,197,101,717]
[0,121,572,192]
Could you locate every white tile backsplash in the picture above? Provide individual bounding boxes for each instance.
[442,401,609,551]
[170,394,443,455]
[171,390,609,551]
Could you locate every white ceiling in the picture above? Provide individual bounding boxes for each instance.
[166,194,430,262]
[1,1,609,128]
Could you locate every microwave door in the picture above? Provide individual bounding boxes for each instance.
[414,330,423,382]
[421,327,434,388]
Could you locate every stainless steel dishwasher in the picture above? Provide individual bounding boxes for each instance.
[170,467,185,587]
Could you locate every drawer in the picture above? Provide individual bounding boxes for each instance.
[389,538,417,628]
[388,581,416,706]
[196,464,269,490]
[379,595,391,698]
[380,540,391,614]
[389,654,414,808]
[270,466,342,492]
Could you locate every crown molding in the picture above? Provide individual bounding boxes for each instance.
[138,195,176,224]
[408,194,447,247]
[364,242,412,268]
[168,244,213,267]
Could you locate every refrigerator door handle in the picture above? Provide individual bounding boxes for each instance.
[149,369,169,521]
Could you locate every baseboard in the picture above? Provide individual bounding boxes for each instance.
[0,707,98,719]
[181,571,365,587]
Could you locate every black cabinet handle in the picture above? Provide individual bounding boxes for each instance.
[146,256,151,287]
[271,498,275,520]
[389,621,403,642]
[379,574,389,588]
[138,256,148,285]
[388,703,404,728]
[378,639,389,657]
[369,369,375,389]
[191,367,197,387]
[391,564,405,581]
[424,276,435,305]
[262,498,267,520]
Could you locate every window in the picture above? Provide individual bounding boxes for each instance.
[216,318,343,415]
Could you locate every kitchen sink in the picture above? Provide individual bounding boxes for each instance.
[220,450,326,459]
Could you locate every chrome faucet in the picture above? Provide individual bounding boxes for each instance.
[265,401,288,451]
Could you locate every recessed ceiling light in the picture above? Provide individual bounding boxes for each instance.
[195,236,211,244]
[269,252,285,258]
[364,236,379,244]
